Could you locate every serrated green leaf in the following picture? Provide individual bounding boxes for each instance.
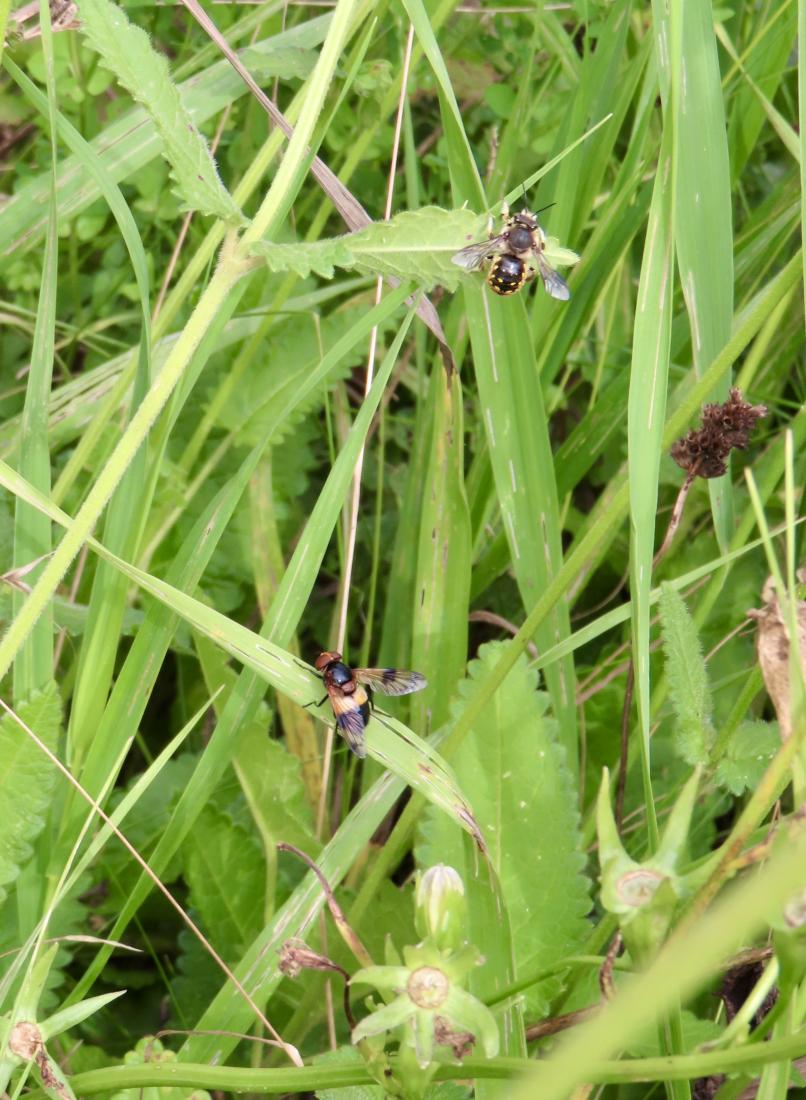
[76,0,243,224]
[0,683,61,905]
[417,643,591,1015]
[0,868,90,1011]
[184,805,266,959]
[171,929,223,1027]
[232,727,317,855]
[541,239,580,266]
[659,583,715,766]
[251,206,483,291]
[253,239,355,280]
[714,720,780,796]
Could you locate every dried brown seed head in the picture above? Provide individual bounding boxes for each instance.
[278,939,339,979]
[670,388,767,479]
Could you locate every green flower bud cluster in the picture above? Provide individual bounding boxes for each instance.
[597,768,703,965]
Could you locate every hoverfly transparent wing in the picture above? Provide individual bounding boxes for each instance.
[354,668,428,696]
[535,254,571,301]
[451,233,508,272]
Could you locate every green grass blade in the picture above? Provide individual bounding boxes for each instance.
[626,0,679,847]
[58,438,272,842]
[399,0,484,208]
[0,0,10,67]
[725,1,797,183]
[464,285,578,770]
[800,0,806,314]
[676,0,735,551]
[262,292,413,639]
[0,267,248,690]
[47,692,215,922]
[4,67,155,735]
[11,11,58,699]
[378,371,432,669]
[410,367,472,734]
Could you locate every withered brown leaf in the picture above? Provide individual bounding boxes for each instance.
[747,571,806,741]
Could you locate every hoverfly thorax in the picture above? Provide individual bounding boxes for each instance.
[507,219,536,253]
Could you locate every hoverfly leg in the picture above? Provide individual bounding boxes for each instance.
[303,695,329,710]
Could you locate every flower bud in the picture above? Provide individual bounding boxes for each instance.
[597,768,701,965]
[415,865,467,952]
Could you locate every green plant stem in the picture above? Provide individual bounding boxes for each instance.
[22,1028,806,1098]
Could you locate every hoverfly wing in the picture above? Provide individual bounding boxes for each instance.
[354,668,428,696]
[329,692,368,757]
[451,234,506,271]
[536,256,571,301]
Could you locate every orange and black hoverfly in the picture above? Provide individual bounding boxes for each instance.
[310,651,427,758]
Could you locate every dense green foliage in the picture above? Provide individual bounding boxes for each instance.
[0,0,804,1097]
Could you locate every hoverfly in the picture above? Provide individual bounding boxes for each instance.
[309,651,427,758]
[451,202,571,300]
